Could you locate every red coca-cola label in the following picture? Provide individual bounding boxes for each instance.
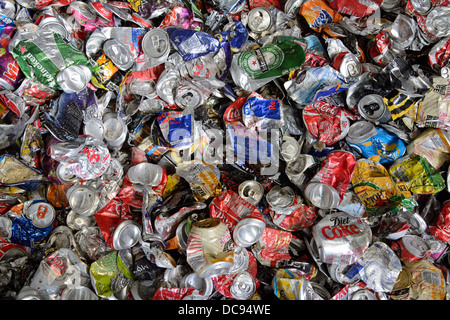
[249,0,283,10]
[257,227,292,267]
[0,238,27,261]
[327,0,382,17]
[310,151,357,201]
[90,2,113,21]
[152,287,198,300]
[94,197,137,248]
[302,101,352,146]
[214,250,259,299]
[429,200,450,242]
[223,97,246,125]
[429,37,450,68]
[321,223,361,240]
[210,190,263,231]
[45,253,66,277]
[270,199,318,232]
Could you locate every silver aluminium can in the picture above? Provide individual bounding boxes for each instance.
[60,286,99,300]
[186,218,234,279]
[112,220,142,251]
[247,7,273,33]
[229,271,256,300]
[426,6,450,37]
[56,162,81,184]
[142,28,170,59]
[16,286,43,300]
[233,217,266,248]
[38,16,70,39]
[357,94,392,123]
[349,288,378,300]
[238,180,264,206]
[56,65,92,93]
[67,184,100,216]
[409,0,432,15]
[181,272,214,297]
[103,38,135,71]
[26,202,56,228]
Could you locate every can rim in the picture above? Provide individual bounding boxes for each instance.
[346,121,378,144]
[142,28,170,59]
[112,219,142,250]
[26,202,56,228]
[233,218,266,248]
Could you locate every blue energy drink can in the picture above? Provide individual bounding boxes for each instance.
[345,121,406,164]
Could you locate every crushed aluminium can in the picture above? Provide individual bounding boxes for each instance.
[304,150,357,209]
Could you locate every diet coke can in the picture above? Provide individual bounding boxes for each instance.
[312,211,372,265]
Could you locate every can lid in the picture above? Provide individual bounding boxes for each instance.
[56,65,92,93]
[26,202,56,228]
[238,180,264,206]
[142,28,170,59]
[401,235,430,258]
[358,94,391,123]
[67,185,100,216]
[247,7,273,33]
[56,162,80,184]
[112,220,141,251]
[230,271,256,300]
[346,121,377,144]
[390,15,417,48]
[233,217,266,248]
[39,17,69,39]
[304,182,340,209]
[175,88,202,109]
[103,39,135,71]
[266,185,295,209]
[83,118,105,141]
[127,162,163,186]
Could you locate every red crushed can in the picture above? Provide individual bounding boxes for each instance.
[327,0,383,17]
[304,150,357,210]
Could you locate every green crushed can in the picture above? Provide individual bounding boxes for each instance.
[11,31,91,90]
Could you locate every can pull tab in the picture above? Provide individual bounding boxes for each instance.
[37,205,48,219]
[151,35,162,53]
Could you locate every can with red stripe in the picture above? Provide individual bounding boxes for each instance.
[304,150,357,210]
[0,237,28,262]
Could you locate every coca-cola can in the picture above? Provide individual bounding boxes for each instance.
[312,211,372,265]
[392,235,431,262]
[304,151,357,210]
[0,237,27,262]
[238,180,264,206]
[186,218,235,278]
[210,190,264,231]
[112,219,141,251]
[229,271,257,300]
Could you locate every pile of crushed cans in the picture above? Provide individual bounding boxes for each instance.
[1,0,450,301]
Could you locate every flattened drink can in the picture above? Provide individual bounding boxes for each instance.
[186,218,235,278]
[304,150,357,209]
[346,121,406,164]
[312,211,372,265]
